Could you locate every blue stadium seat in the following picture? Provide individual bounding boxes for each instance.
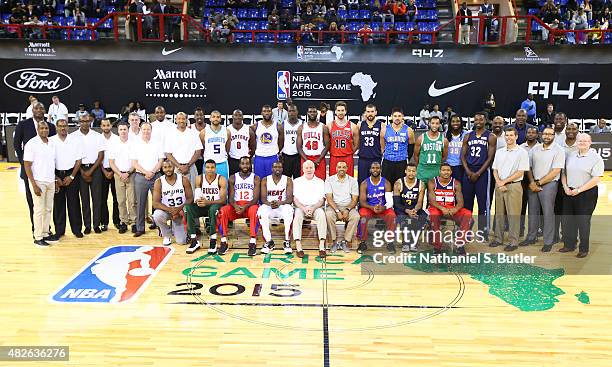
[382,22,393,31]
[348,22,360,31]
[101,18,113,28]
[528,8,540,15]
[359,10,371,19]
[405,22,415,30]
[1,14,11,23]
[247,20,258,30]
[235,22,246,30]
[348,10,359,19]
[247,8,259,18]
[531,21,541,31]
[203,8,214,17]
[420,34,432,43]
[88,18,99,25]
[65,18,75,26]
[259,8,268,18]
[236,9,248,18]
[338,9,347,19]
[259,21,268,29]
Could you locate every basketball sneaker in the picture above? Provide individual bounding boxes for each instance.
[357,241,367,254]
[162,237,172,246]
[208,240,219,254]
[262,241,274,254]
[283,240,292,254]
[248,244,257,256]
[186,237,201,254]
[330,242,340,253]
[218,240,228,255]
[340,240,350,253]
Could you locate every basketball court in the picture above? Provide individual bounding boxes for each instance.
[1,161,611,366]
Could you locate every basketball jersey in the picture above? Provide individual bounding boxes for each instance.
[234,172,255,203]
[447,131,466,167]
[302,123,324,156]
[265,174,288,202]
[434,177,456,208]
[466,130,491,167]
[201,173,221,201]
[383,124,409,162]
[255,121,279,157]
[228,124,250,159]
[419,132,444,167]
[400,178,421,210]
[160,174,186,207]
[203,124,228,163]
[330,120,353,157]
[366,177,387,206]
[282,120,302,155]
[359,120,382,159]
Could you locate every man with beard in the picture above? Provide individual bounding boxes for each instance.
[491,116,506,150]
[519,126,540,237]
[357,104,384,184]
[381,108,415,187]
[414,116,448,183]
[152,160,193,246]
[446,115,468,181]
[393,163,428,252]
[327,101,359,177]
[151,105,174,147]
[190,107,206,175]
[325,161,360,253]
[50,118,83,238]
[461,112,496,240]
[358,161,397,254]
[201,110,229,180]
[553,121,579,243]
[509,109,536,145]
[14,102,57,233]
[109,123,137,234]
[258,161,294,254]
[297,105,331,180]
[227,109,255,177]
[100,118,120,231]
[218,156,260,256]
[252,105,284,179]
[281,105,302,179]
[522,127,565,251]
[71,112,104,234]
[165,112,203,190]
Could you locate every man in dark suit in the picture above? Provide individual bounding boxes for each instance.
[14,102,57,232]
[152,0,176,42]
[456,2,473,44]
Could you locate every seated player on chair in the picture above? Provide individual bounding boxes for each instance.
[393,162,428,252]
[258,161,294,255]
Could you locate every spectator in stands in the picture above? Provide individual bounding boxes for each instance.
[217,20,232,43]
[152,0,175,42]
[227,0,238,8]
[24,96,38,120]
[225,9,239,30]
[272,101,288,125]
[589,119,611,133]
[591,0,604,19]
[381,0,395,23]
[24,15,43,39]
[540,1,561,42]
[299,23,316,44]
[590,16,608,43]
[315,0,327,14]
[419,104,430,129]
[48,96,69,124]
[128,0,143,41]
[430,104,443,120]
[268,8,281,30]
[25,4,41,19]
[74,7,86,26]
[325,21,341,42]
[75,104,89,124]
[539,103,555,130]
[312,11,327,28]
[457,1,473,44]
[301,5,315,24]
[583,0,593,21]
[358,23,374,44]
[239,0,251,7]
[208,10,224,25]
[65,0,77,17]
[318,102,333,124]
[443,106,457,127]
[520,94,537,124]
[280,8,291,30]
[209,21,219,42]
[290,13,303,29]
[567,0,579,20]
[295,0,304,15]
[406,0,418,23]
[326,7,343,26]
[571,8,589,44]
[91,101,106,123]
[392,0,407,22]
[42,1,55,17]
[348,0,360,10]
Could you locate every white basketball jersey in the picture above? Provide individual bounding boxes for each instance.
[254,121,279,157]
[282,119,302,155]
[201,173,221,201]
[160,174,186,207]
[228,124,251,159]
[203,124,228,163]
[265,174,288,202]
[233,172,255,203]
[301,123,324,156]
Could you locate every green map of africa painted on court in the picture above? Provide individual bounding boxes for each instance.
[400,252,567,312]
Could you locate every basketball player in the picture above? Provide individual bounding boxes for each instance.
[100,118,120,231]
[357,104,384,184]
[227,109,255,177]
[252,105,284,179]
[219,156,260,256]
[381,108,415,187]
[258,161,294,254]
[152,160,194,246]
[184,159,228,255]
[427,163,472,255]
[190,107,206,175]
[393,163,428,252]
[165,112,203,190]
[414,116,448,183]
[328,101,359,177]
[446,115,468,181]
[281,104,302,179]
[200,110,230,180]
[461,112,497,240]
[358,161,397,254]
[297,105,330,180]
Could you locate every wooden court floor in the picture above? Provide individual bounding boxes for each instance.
[1,162,611,366]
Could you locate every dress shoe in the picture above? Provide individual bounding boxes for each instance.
[504,244,518,252]
[133,231,145,237]
[576,252,588,258]
[94,227,102,234]
[296,250,305,258]
[319,250,326,258]
[131,225,137,233]
[559,247,575,253]
[541,245,552,252]
[34,239,50,247]
[43,234,60,244]
[149,223,157,230]
[488,241,502,248]
[74,232,84,238]
[118,224,127,234]
[100,224,108,232]
[519,239,536,247]
[84,227,91,235]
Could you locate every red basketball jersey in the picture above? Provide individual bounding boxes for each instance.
[433,177,456,208]
[330,120,353,157]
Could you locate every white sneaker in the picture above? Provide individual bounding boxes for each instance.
[162,237,172,246]
[401,244,411,252]
[410,243,418,251]
[283,240,292,254]
[340,240,350,253]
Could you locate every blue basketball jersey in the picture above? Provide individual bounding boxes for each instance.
[359,120,382,159]
[447,130,466,167]
[366,177,387,206]
[465,130,490,167]
[383,124,409,162]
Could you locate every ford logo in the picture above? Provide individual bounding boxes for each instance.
[3,68,72,94]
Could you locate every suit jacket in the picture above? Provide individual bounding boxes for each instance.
[14,118,56,179]
[457,8,473,26]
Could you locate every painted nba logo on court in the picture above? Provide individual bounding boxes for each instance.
[277,71,290,100]
[50,246,173,303]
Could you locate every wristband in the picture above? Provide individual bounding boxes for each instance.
[69,175,74,180]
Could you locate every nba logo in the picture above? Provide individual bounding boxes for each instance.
[296,45,304,60]
[50,246,174,303]
[277,71,290,100]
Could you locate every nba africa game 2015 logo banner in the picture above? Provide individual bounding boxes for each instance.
[50,246,173,303]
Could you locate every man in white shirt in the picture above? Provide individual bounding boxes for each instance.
[50,118,84,238]
[131,122,165,236]
[23,120,58,246]
[70,112,104,234]
[271,101,288,125]
[165,111,203,189]
[47,95,68,124]
[293,160,327,258]
[325,161,360,253]
[419,104,431,129]
[109,123,137,234]
[24,95,37,119]
[100,119,120,231]
[151,105,174,147]
[128,112,141,142]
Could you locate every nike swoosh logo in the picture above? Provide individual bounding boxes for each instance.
[428,80,475,97]
[162,47,182,56]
